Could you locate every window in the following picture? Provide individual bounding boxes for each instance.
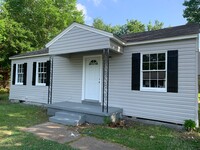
[141,52,166,92]
[89,60,98,65]
[16,64,24,84]
[36,62,47,85]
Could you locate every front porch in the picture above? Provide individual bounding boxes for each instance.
[47,101,123,125]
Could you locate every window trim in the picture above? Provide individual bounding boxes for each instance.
[140,51,167,92]
[36,61,47,86]
[15,63,24,85]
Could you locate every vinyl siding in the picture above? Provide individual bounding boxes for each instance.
[109,39,198,125]
[9,56,49,103]
[49,26,110,55]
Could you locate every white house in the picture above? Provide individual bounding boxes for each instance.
[9,23,199,126]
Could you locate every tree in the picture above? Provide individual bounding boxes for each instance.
[93,18,114,33]
[147,20,164,31]
[3,0,84,49]
[0,7,34,68]
[126,19,145,33]
[183,0,200,23]
[92,18,164,36]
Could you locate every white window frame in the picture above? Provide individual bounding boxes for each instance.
[15,63,24,85]
[140,51,167,92]
[36,61,47,86]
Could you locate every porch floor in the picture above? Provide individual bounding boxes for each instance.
[47,101,123,116]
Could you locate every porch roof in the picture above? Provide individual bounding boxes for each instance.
[9,48,49,60]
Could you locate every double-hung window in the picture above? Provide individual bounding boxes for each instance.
[141,52,166,92]
[36,62,47,86]
[16,64,24,85]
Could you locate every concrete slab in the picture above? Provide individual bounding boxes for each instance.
[23,122,131,150]
[70,136,130,150]
[22,122,81,144]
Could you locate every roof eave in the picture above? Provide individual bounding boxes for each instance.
[9,53,49,60]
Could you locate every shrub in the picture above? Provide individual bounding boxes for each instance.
[0,88,9,94]
[184,119,196,131]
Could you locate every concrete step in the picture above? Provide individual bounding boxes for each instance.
[55,112,85,119]
[49,112,86,126]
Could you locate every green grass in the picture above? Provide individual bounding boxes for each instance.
[80,104,200,150]
[0,94,75,150]
[81,124,200,150]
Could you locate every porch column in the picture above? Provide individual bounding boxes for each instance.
[48,56,54,104]
[102,49,109,113]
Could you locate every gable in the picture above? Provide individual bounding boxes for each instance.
[49,26,111,55]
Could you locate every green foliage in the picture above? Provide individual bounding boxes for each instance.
[93,18,164,36]
[126,19,145,33]
[0,88,9,94]
[0,17,34,68]
[4,0,84,48]
[183,0,200,23]
[147,20,164,31]
[184,119,196,131]
[103,116,112,125]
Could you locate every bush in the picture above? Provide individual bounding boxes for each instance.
[184,119,196,131]
[0,88,9,94]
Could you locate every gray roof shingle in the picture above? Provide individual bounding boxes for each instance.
[119,23,200,43]
[10,48,49,59]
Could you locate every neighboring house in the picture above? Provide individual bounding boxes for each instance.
[9,23,199,126]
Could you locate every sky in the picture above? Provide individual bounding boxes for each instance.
[76,0,187,27]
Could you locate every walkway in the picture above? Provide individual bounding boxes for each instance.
[22,122,131,150]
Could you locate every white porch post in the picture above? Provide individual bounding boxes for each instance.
[102,49,110,113]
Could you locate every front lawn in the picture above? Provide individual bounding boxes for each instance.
[80,105,200,150]
[0,95,74,150]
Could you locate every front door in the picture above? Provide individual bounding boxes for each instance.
[83,56,101,101]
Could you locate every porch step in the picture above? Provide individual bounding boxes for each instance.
[49,112,85,126]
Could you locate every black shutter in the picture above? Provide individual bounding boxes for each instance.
[23,63,27,85]
[12,64,16,85]
[167,50,178,93]
[46,61,50,86]
[32,62,36,86]
[132,53,140,90]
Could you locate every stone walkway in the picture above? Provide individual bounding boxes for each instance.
[22,122,130,150]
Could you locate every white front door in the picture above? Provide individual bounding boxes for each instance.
[83,56,101,101]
